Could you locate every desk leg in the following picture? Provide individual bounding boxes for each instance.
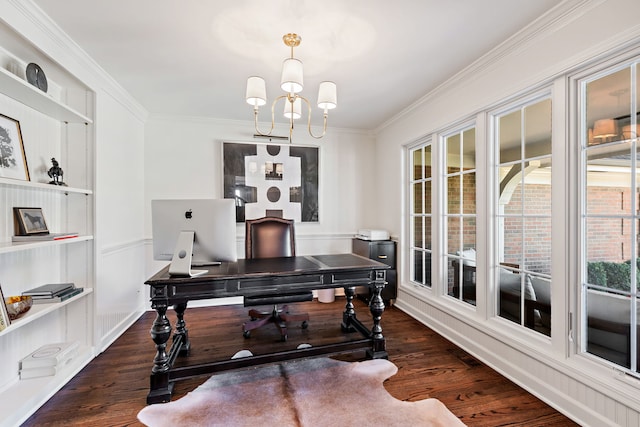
[147,302,174,404]
[341,286,357,332]
[367,280,388,360]
[173,302,190,356]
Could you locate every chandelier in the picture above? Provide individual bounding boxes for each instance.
[245,33,337,141]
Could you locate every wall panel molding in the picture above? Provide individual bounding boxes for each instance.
[395,287,640,426]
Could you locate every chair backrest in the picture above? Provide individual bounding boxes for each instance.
[245,217,295,259]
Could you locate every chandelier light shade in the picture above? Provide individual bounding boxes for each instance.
[246,32,337,141]
[281,58,304,94]
[622,124,640,139]
[245,76,267,107]
[317,81,337,111]
[284,97,302,119]
[593,118,618,140]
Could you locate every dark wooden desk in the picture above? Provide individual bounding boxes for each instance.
[144,253,390,404]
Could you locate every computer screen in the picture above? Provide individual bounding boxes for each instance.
[151,198,237,276]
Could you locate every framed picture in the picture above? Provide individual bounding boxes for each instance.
[13,207,49,235]
[0,284,10,331]
[223,142,319,223]
[0,113,29,181]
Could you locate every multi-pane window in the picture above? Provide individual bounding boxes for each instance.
[495,97,552,336]
[409,143,432,287]
[581,62,639,372]
[445,128,477,305]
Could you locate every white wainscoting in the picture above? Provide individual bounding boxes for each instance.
[96,238,147,352]
[395,286,640,427]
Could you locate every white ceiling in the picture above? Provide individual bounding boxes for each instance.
[32,0,560,131]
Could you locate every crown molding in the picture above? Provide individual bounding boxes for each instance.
[374,0,601,134]
[4,0,148,121]
[147,113,375,137]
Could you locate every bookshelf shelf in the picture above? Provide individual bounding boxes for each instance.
[0,178,92,195]
[0,235,93,255]
[0,344,93,427]
[0,289,93,338]
[0,66,92,124]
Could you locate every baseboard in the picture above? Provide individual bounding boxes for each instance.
[394,288,616,427]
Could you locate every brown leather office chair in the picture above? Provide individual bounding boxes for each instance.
[242,217,312,341]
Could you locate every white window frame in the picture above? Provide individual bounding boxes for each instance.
[575,58,640,375]
[490,91,554,336]
[407,137,433,289]
[441,124,478,306]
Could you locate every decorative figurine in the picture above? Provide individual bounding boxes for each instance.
[47,157,66,186]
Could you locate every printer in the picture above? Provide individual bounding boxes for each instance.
[356,229,390,241]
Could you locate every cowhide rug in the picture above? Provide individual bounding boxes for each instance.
[138,357,465,427]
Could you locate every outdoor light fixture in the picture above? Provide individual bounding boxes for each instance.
[592,118,618,141]
[245,33,337,142]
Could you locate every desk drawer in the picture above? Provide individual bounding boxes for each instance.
[230,274,324,293]
[352,238,396,268]
[370,244,395,268]
[330,269,381,285]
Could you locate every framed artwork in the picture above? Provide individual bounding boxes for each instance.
[223,142,319,223]
[0,284,10,331]
[0,113,29,181]
[13,207,49,235]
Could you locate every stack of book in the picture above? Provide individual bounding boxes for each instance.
[22,283,83,304]
[19,341,79,379]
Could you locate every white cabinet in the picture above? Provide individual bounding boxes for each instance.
[0,23,95,427]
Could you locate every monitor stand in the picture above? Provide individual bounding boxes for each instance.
[168,231,207,277]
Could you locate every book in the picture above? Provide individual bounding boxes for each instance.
[20,359,73,379]
[29,285,77,299]
[22,282,75,297]
[12,232,79,242]
[32,287,84,304]
[20,341,79,370]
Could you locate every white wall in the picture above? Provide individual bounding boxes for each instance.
[94,91,147,351]
[377,0,640,425]
[143,116,378,278]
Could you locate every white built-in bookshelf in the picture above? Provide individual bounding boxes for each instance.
[0,21,96,427]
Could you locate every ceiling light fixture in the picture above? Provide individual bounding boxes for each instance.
[592,118,618,141]
[245,33,337,142]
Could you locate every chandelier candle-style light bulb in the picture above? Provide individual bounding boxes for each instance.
[245,32,337,142]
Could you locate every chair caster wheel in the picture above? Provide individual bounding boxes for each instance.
[301,321,309,329]
[243,330,251,338]
[281,334,288,342]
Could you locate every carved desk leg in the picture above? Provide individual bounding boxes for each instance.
[341,286,357,332]
[147,301,174,404]
[367,274,388,360]
[173,301,190,356]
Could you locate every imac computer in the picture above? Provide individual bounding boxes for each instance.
[151,198,237,277]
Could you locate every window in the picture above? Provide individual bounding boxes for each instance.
[409,143,432,287]
[580,61,639,372]
[495,96,552,336]
[445,127,477,305]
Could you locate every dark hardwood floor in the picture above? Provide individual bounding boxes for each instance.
[22,298,578,426]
